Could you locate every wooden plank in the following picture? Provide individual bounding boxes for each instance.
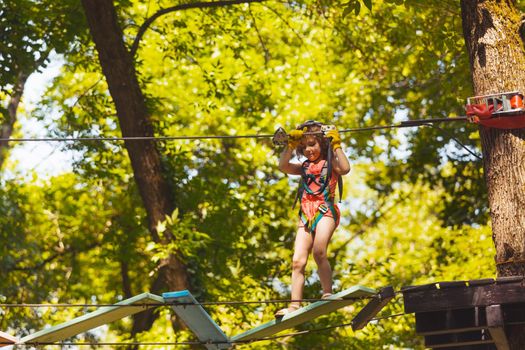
[438,281,468,289]
[424,330,493,348]
[231,285,376,342]
[19,293,163,345]
[401,283,437,293]
[403,282,525,314]
[351,286,394,330]
[495,276,524,284]
[416,308,487,336]
[504,303,525,325]
[436,345,497,350]
[486,305,510,350]
[472,284,525,306]
[0,331,18,348]
[163,290,230,350]
[403,286,469,313]
[468,279,495,287]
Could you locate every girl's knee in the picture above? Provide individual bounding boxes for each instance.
[312,248,327,262]
[292,258,307,272]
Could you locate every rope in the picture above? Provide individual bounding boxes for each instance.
[0,296,374,309]
[0,133,275,143]
[0,116,470,143]
[420,123,482,160]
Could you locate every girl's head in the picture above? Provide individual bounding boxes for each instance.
[295,121,330,161]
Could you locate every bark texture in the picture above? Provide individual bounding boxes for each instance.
[461,1,525,348]
[0,72,28,170]
[80,0,190,336]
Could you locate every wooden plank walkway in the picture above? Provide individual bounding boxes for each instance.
[163,290,231,350]
[19,292,163,345]
[230,285,376,342]
[13,285,389,348]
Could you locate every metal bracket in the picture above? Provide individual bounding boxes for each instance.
[321,124,336,134]
[272,127,288,146]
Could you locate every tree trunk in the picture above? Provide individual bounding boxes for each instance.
[80,0,190,335]
[0,72,28,170]
[461,1,525,348]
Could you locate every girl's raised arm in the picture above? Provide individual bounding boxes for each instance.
[326,129,351,175]
[278,129,304,175]
[279,147,302,175]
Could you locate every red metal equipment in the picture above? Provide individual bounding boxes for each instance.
[466,91,525,129]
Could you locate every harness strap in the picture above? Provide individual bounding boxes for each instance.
[293,138,343,231]
[297,158,339,233]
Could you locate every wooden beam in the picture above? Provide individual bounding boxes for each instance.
[0,331,18,348]
[424,330,494,348]
[403,282,525,314]
[231,285,376,342]
[415,307,487,335]
[503,303,525,325]
[486,305,510,350]
[435,345,497,350]
[351,286,394,330]
[163,290,230,350]
[19,292,163,345]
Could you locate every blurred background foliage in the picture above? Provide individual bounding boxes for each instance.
[0,0,497,348]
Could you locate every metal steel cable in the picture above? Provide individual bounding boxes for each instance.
[0,295,374,308]
[0,116,470,143]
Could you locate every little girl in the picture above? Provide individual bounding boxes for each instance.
[276,120,351,317]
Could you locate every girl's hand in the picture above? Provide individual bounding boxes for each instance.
[288,128,305,149]
[326,129,342,150]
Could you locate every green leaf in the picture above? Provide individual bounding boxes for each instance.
[342,4,354,18]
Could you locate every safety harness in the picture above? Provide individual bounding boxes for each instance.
[294,145,343,233]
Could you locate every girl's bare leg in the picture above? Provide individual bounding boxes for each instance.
[290,225,313,309]
[312,216,336,295]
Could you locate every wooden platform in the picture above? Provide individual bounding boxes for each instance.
[402,277,525,350]
[19,292,163,345]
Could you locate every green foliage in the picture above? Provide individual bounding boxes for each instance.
[0,0,86,90]
[1,0,501,348]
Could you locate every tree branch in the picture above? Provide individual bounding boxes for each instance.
[248,5,270,64]
[261,2,323,83]
[130,0,269,57]
[9,241,102,272]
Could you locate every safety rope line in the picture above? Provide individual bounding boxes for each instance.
[0,295,375,308]
[0,116,470,143]
[421,123,482,160]
[0,312,407,347]
[8,281,495,309]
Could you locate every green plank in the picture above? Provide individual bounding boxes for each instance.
[20,293,163,344]
[163,290,230,350]
[0,331,18,348]
[231,285,376,342]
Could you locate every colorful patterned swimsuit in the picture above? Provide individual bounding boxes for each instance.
[298,160,340,233]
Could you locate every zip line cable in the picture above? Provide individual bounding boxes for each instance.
[2,311,407,347]
[0,116,470,143]
[0,116,481,159]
